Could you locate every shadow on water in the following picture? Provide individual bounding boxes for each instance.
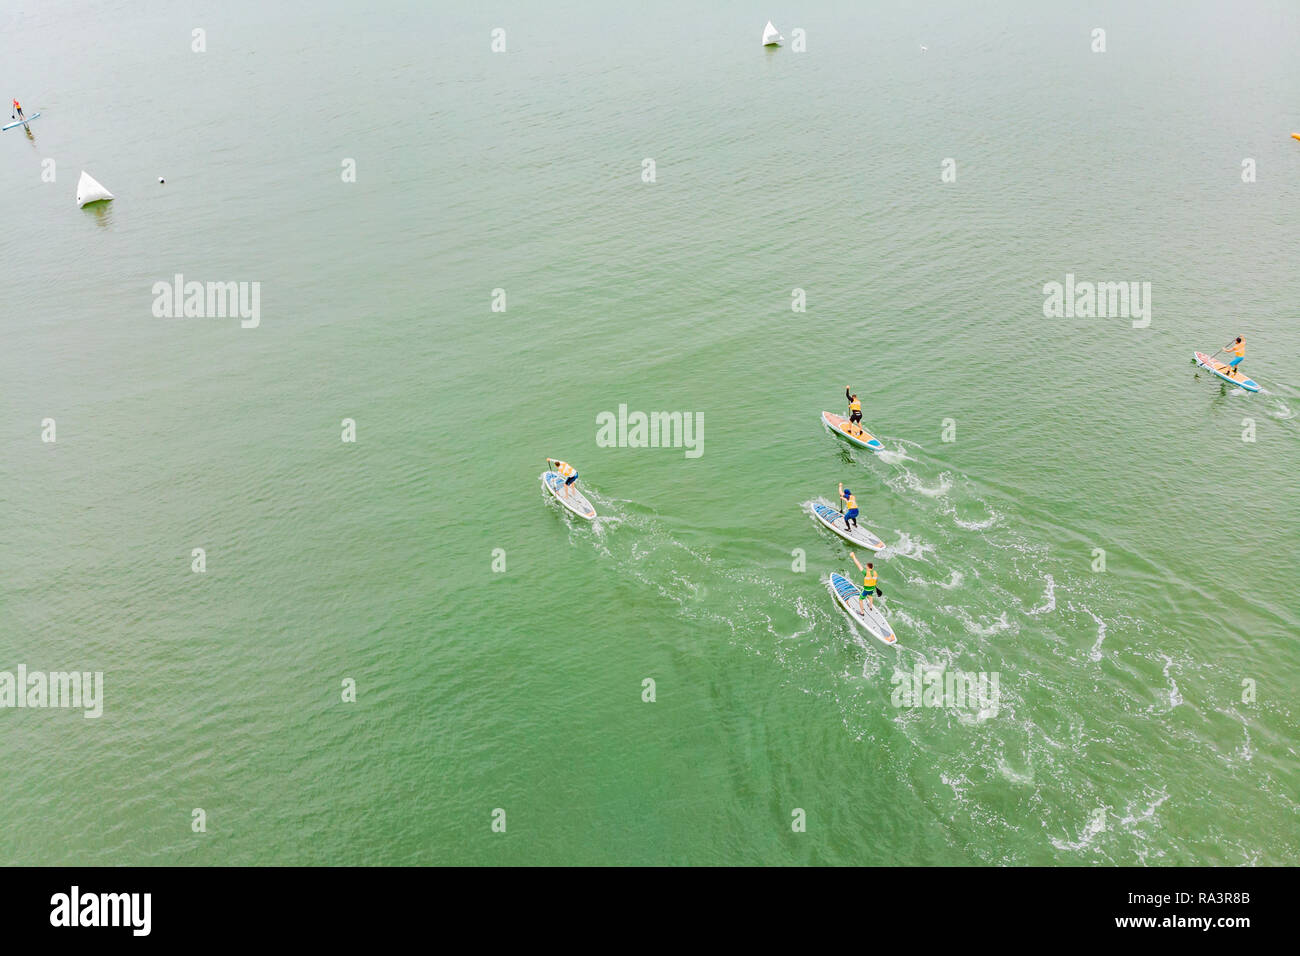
[83,202,114,228]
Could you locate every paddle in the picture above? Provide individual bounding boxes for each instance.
[1193,343,1233,376]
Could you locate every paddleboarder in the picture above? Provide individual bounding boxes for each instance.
[848,552,882,613]
[11,98,24,122]
[838,483,860,531]
[1223,336,1246,378]
[845,386,866,437]
[546,458,580,499]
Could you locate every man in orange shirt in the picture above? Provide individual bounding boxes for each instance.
[1223,336,1246,378]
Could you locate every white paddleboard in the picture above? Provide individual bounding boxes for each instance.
[811,502,885,551]
[1193,351,1259,393]
[541,471,596,520]
[830,572,897,645]
[2,112,40,131]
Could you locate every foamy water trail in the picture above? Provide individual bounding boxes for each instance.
[952,510,999,530]
[1160,656,1183,709]
[900,470,953,498]
[1048,787,1169,855]
[997,758,1034,785]
[875,446,913,465]
[890,436,927,449]
[937,569,965,590]
[570,496,851,668]
[1050,807,1110,852]
[884,531,936,563]
[1088,612,1107,661]
[944,606,1015,637]
[1026,574,1056,615]
[1236,720,1255,763]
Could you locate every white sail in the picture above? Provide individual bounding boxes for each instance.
[762,21,783,46]
[76,170,114,208]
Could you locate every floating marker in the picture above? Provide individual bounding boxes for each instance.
[76,170,114,208]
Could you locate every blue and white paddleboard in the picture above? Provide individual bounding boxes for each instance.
[830,572,897,645]
[811,502,885,551]
[2,112,40,131]
[1194,351,1259,393]
[541,471,596,520]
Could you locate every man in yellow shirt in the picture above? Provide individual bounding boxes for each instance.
[849,551,882,612]
[838,483,860,531]
[845,386,866,438]
[546,458,580,500]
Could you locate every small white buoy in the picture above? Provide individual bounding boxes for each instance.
[158,176,165,184]
[920,45,928,52]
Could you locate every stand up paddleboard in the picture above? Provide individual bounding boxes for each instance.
[1193,352,1259,393]
[2,112,40,132]
[541,471,596,520]
[830,572,897,645]
[810,502,885,551]
[821,411,884,452]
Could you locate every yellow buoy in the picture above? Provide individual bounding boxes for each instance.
[1293,133,1300,141]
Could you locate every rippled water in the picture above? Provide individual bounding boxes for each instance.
[1,0,1297,865]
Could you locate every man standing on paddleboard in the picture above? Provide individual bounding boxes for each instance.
[849,552,882,613]
[845,386,866,437]
[547,458,580,499]
[1225,336,1246,378]
[11,98,24,121]
[839,483,860,531]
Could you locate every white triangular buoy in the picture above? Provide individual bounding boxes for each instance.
[762,21,783,47]
[76,170,114,208]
